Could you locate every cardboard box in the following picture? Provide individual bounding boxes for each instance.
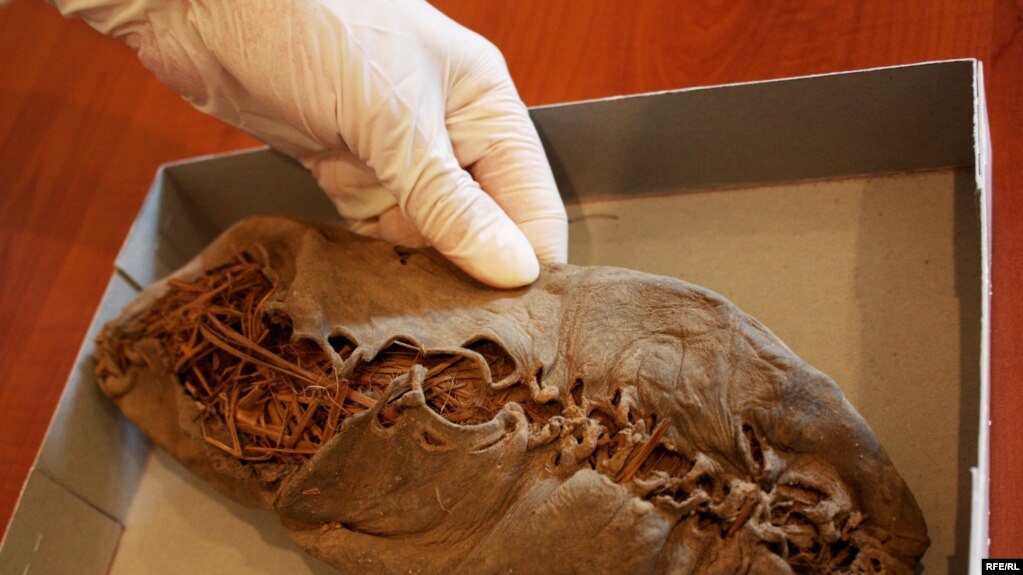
[0,59,990,574]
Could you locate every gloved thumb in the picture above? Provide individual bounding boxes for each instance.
[393,149,543,288]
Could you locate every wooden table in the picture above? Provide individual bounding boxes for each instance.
[2,0,1020,558]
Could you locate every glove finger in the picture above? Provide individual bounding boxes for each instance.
[467,143,568,265]
[302,150,398,222]
[349,206,430,249]
[398,155,542,288]
[341,77,541,287]
[307,152,457,254]
[445,63,568,264]
[346,123,541,288]
[339,55,541,283]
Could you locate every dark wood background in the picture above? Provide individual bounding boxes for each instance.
[2,0,1020,557]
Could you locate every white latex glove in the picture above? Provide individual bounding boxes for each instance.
[52,0,568,288]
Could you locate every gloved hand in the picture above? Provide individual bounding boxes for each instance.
[52,0,568,288]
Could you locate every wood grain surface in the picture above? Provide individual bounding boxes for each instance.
[1,0,1020,559]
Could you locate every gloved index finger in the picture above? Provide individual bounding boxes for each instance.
[444,57,568,266]
[462,132,568,266]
